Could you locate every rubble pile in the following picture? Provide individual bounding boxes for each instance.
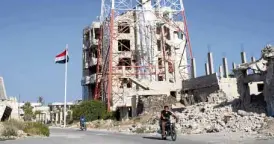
[258,118,274,136]
[176,103,266,134]
[174,91,269,134]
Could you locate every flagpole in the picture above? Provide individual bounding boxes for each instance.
[64,44,68,128]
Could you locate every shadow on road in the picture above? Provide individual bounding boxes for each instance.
[142,136,163,140]
[75,129,86,132]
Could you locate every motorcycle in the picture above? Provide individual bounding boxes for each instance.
[80,122,87,131]
[158,121,177,141]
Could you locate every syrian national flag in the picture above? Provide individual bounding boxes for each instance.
[55,49,69,64]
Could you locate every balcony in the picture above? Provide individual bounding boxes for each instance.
[83,39,98,50]
[81,74,96,85]
[84,57,98,69]
[91,39,99,46]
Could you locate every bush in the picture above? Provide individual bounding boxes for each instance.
[1,119,24,137]
[3,119,25,130]
[1,120,49,137]
[23,122,50,137]
[103,111,116,120]
[2,125,18,137]
[72,100,108,121]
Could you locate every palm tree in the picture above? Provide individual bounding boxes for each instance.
[38,96,45,105]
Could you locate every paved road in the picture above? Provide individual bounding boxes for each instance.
[1,128,274,144]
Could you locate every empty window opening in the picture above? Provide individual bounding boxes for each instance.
[173,31,178,39]
[85,33,90,41]
[157,40,161,51]
[170,91,176,98]
[118,40,130,51]
[118,22,130,33]
[165,43,171,56]
[158,57,163,68]
[93,49,98,58]
[257,83,264,92]
[88,50,92,58]
[118,58,132,70]
[83,69,89,76]
[164,26,170,40]
[179,32,184,39]
[156,26,161,34]
[174,31,184,40]
[89,65,96,73]
[158,75,164,81]
[94,28,100,39]
[168,61,174,73]
[119,78,132,88]
[84,33,90,46]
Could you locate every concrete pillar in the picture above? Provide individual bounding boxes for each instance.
[219,65,223,78]
[131,96,137,117]
[191,58,196,78]
[207,52,214,74]
[251,56,256,62]
[205,63,209,75]
[232,62,236,70]
[55,113,59,125]
[241,51,248,74]
[241,51,247,63]
[222,57,229,78]
[251,56,256,73]
[60,112,63,124]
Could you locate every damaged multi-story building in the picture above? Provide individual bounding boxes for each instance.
[81,0,193,119]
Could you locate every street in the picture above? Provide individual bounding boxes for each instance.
[1,128,274,144]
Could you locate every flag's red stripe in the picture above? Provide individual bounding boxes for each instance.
[55,50,67,58]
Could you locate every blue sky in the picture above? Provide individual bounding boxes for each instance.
[0,0,273,103]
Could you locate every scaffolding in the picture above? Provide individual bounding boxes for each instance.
[92,0,193,111]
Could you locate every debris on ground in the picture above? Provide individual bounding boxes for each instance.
[70,91,274,138]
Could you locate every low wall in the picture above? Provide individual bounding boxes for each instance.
[181,74,239,106]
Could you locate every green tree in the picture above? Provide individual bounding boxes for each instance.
[22,102,33,121]
[72,100,108,121]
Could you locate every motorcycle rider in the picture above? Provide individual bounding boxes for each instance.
[80,115,86,129]
[160,105,178,139]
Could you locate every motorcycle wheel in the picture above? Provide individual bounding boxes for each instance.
[170,128,177,141]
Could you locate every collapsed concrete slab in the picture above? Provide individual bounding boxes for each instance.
[181,73,239,105]
[0,103,12,121]
[234,44,274,116]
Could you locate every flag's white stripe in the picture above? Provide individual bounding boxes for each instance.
[55,56,66,62]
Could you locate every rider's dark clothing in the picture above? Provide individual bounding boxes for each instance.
[161,110,172,121]
[80,117,85,125]
[160,110,173,137]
